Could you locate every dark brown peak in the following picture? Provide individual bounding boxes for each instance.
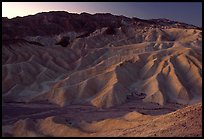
[148,18,199,29]
[10,11,75,20]
[2,17,9,20]
[117,14,130,19]
[132,17,141,20]
[132,17,156,26]
[132,17,148,22]
[156,18,172,21]
[35,11,69,16]
[94,13,113,16]
[93,13,130,20]
[150,18,177,23]
[80,12,92,16]
[79,12,93,20]
[11,16,24,20]
[33,11,74,19]
[2,17,10,23]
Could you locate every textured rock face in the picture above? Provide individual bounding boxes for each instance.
[2,11,202,137]
[2,11,202,108]
[2,11,200,40]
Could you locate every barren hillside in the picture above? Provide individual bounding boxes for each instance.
[2,11,202,137]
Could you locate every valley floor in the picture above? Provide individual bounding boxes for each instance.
[2,99,202,137]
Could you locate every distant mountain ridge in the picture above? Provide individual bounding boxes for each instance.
[2,11,200,40]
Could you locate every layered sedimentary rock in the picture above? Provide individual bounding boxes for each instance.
[2,22,202,108]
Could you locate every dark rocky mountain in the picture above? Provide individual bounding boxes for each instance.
[2,11,200,40]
